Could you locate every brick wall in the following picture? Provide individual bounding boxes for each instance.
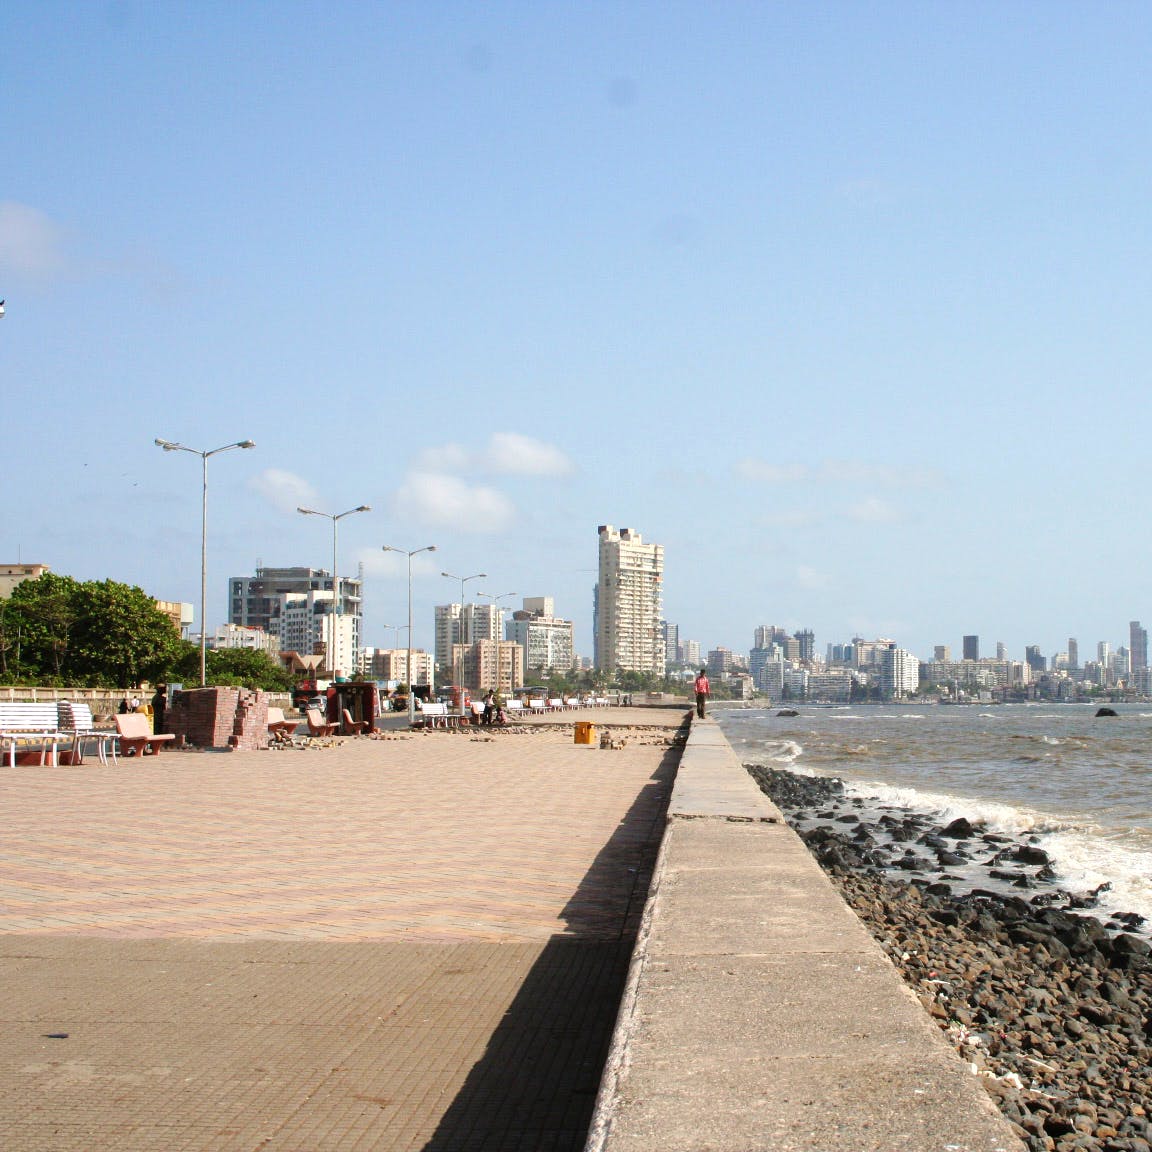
[168,687,270,751]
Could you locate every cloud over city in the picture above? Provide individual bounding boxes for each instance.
[250,469,320,514]
[0,201,66,280]
[388,471,515,534]
[736,458,941,488]
[415,433,574,478]
[395,434,573,534]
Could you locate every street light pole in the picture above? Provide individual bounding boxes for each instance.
[155,437,256,688]
[382,544,437,727]
[477,591,517,700]
[297,505,371,679]
[441,570,486,715]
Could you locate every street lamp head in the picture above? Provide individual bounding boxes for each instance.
[237,440,256,450]
[354,505,371,513]
[297,507,318,516]
[155,438,182,451]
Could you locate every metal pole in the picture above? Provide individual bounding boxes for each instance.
[382,544,437,727]
[200,452,208,688]
[442,571,486,717]
[155,438,255,691]
[407,551,414,727]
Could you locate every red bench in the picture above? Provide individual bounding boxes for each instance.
[115,713,177,756]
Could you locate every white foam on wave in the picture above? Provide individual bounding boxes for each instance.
[751,738,804,765]
[1043,831,1152,925]
[844,779,1069,836]
[843,779,1152,924]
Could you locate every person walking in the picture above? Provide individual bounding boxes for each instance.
[693,668,710,719]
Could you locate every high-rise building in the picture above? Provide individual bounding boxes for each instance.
[880,645,919,699]
[594,525,664,673]
[507,599,575,673]
[229,566,363,660]
[662,621,680,667]
[1067,638,1079,671]
[996,642,1007,661]
[681,639,701,667]
[275,589,359,676]
[1025,645,1046,673]
[754,625,790,650]
[435,602,501,672]
[707,647,736,678]
[1130,622,1148,673]
[1098,641,1111,666]
[962,635,979,661]
[794,629,815,663]
[934,645,951,662]
[456,640,523,695]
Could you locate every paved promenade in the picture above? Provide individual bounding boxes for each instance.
[0,708,685,1151]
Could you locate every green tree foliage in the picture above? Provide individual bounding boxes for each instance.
[2,574,181,687]
[169,643,294,691]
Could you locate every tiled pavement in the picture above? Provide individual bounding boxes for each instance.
[0,708,685,1151]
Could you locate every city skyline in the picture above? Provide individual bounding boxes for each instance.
[5,7,1152,660]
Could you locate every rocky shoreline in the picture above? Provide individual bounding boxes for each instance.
[747,764,1152,1152]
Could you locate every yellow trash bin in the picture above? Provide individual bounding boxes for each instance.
[574,721,595,745]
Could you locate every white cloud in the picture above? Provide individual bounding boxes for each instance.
[758,508,821,528]
[845,497,900,523]
[414,443,472,473]
[795,565,832,590]
[250,469,320,514]
[390,470,515,534]
[736,460,809,484]
[358,547,441,579]
[736,458,941,489]
[0,202,65,279]
[413,434,574,478]
[482,432,574,476]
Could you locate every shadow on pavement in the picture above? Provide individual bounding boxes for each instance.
[420,737,682,1152]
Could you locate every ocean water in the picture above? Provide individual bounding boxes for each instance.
[715,702,1152,926]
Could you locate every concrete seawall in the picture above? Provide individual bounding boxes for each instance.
[585,714,1025,1152]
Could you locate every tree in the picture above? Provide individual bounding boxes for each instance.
[4,574,180,687]
[164,643,296,690]
[4,573,83,682]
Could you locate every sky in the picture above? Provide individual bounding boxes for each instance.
[3,2,1152,664]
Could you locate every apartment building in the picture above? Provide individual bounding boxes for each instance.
[594,525,664,673]
[507,598,575,674]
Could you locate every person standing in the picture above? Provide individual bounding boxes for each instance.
[693,668,710,719]
[151,684,168,734]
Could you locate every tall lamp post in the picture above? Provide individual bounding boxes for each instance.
[155,437,255,688]
[477,591,517,699]
[441,570,486,714]
[382,544,437,727]
[296,505,371,680]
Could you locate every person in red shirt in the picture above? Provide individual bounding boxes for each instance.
[693,669,709,718]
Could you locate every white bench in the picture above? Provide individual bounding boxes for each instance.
[0,703,67,767]
[526,698,548,714]
[57,701,118,765]
[417,701,460,729]
[548,698,566,712]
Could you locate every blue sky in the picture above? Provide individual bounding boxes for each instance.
[3,2,1152,664]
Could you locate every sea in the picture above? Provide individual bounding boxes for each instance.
[715,701,1152,928]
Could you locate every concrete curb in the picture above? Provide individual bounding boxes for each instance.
[584,716,1025,1152]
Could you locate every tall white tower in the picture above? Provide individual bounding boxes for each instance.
[595,525,664,673]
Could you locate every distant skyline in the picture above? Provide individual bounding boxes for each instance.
[4,4,1152,662]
